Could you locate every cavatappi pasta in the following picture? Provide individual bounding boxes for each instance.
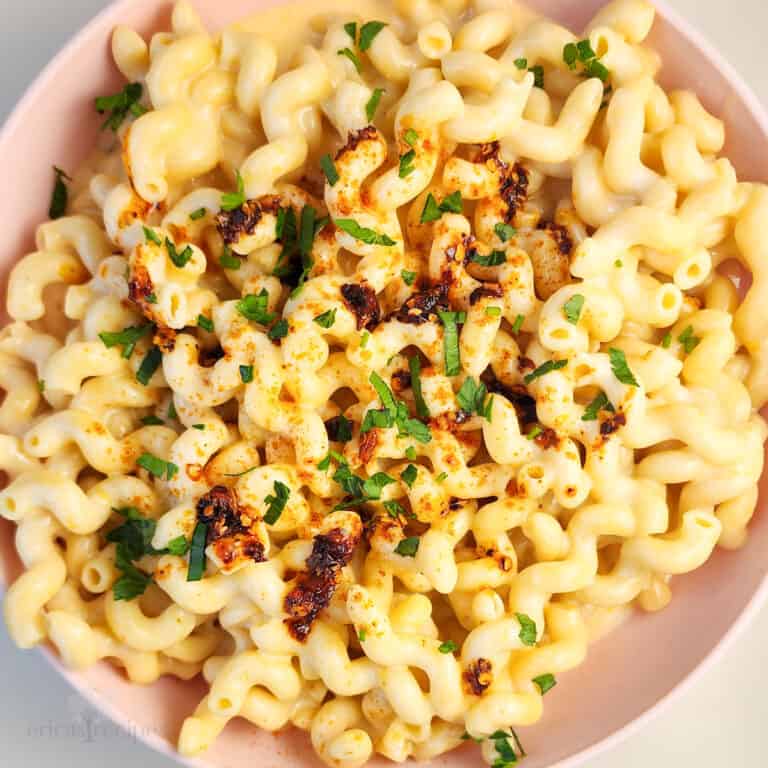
[2,0,766,765]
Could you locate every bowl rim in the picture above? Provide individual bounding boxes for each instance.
[2,1,768,767]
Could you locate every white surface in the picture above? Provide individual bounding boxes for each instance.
[1,1,767,767]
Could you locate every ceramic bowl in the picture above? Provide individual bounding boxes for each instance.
[1,1,767,767]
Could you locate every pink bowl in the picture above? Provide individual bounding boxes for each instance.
[2,1,767,767]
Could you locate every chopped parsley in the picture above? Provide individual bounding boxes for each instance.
[236,289,276,325]
[344,21,357,41]
[533,673,557,695]
[395,536,419,557]
[190,207,207,221]
[514,57,528,69]
[95,82,146,132]
[219,246,242,270]
[494,222,516,242]
[661,331,672,349]
[398,149,416,178]
[137,452,178,481]
[581,391,614,421]
[563,38,610,82]
[335,218,395,246]
[361,372,432,443]
[563,294,585,324]
[140,415,164,426]
[263,481,290,525]
[239,365,254,384]
[400,464,418,488]
[360,330,370,348]
[366,87,385,122]
[197,314,214,332]
[401,269,417,286]
[438,640,457,654]
[318,449,347,472]
[314,308,337,329]
[220,170,246,212]
[678,325,700,354]
[524,359,567,384]
[49,166,70,219]
[268,318,289,341]
[409,356,430,420]
[420,191,463,222]
[405,446,417,460]
[470,250,506,267]
[192,424,205,430]
[456,377,493,420]
[435,471,448,483]
[99,323,152,359]
[165,238,193,268]
[485,306,502,318]
[511,314,525,334]
[529,64,544,89]
[320,153,339,186]
[516,612,537,646]
[332,463,395,510]
[142,226,162,245]
[490,729,526,766]
[109,507,159,600]
[383,500,408,518]
[359,20,387,51]
[136,346,162,386]
[358,629,367,642]
[438,310,466,377]
[337,47,362,72]
[186,522,207,582]
[609,347,639,386]
[403,128,419,147]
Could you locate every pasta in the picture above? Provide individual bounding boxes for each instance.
[2,0,767,766]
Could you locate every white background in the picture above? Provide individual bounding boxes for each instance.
[1,1,767,767]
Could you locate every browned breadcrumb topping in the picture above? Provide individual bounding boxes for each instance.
[533,426,560,450]
[464,658,493,695]
[358,429,378,465]
[395,283,449,324]
[469,284,504,305]
[215,195,281,246]
[540,221,574,256]
[153,326,176,353]
[196,486,266,570]
[500,162,530,223]
[128,263,154,306]
[338,125,379,157]
[284,527,360,641]
[518,356,536,371]
[600,411,626,436]
[341,283,381,330]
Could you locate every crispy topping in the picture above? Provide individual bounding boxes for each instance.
[358,429,378,464]
[500,162,530,223]
[518,356,536,371]
[153,326,176,353]
[128,264,154,306]
[338,125,379,156]
[395,283,449,325]
[464,658,493,695]
[215,195,281,246]
[341,283,381,330]
[391,369,411,393]
[599,411,626,436]
[284,527,360,641]
[469,284,504,305]
[533,426,559,449]
[195,486,266,570]
[540,221,573,256]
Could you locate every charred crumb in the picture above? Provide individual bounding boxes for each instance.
[599,411,626,436]
[486,379,538,426]
[464,658,493,695]
[216,200,263,245]
[195,485,266,568]
[358,429,378,464]
[341,283,381,331]
[449,497,462,511]
[338,126,379,157]
[284,528,360,641]
[518,356,536,371]
[539,221,573,256]
[198,344,225,368]
[534,426,559,450]
[469,284,504,305]
[128,264,154,306]
[391,369,411,393]
[394,283,450,325]
[153,326,176,353]
[500,163,530,222]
